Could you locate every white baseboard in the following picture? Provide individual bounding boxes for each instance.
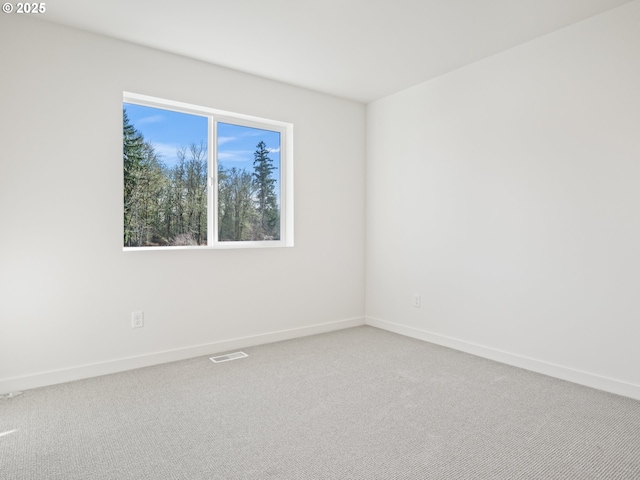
[366,316,640,401]
[0,317,365,395]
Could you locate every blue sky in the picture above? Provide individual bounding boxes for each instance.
[123,103,281,177]
[217,122,281,174]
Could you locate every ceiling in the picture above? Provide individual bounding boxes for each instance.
[38,0,632,103]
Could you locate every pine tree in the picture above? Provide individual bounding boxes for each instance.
[123,108,145,246]
[252,141,279,240]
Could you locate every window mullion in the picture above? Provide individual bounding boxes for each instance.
[209,117,217,246]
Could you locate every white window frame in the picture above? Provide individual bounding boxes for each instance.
[123,92,294,250]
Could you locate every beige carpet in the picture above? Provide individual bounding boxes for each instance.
[2,326,640,479]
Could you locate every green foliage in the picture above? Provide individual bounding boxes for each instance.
[217,141,280,242]
[123,109,146,246]
[123,108,208,247]
[252,141,280,240]
[123,110,280,246]
[218,166,255,241]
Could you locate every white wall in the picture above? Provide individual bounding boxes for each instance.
[0,16,365,393]
[366,1,640,399]
[2,4,638,400]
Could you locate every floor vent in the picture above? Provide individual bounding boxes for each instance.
[210,351,248,363]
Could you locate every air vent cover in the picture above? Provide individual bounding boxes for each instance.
[210,351,248,363]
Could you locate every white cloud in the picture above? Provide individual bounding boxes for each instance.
[152,142,179,158]
[218,136,236,145]
[150,142,181,165]
[136,114,164,126]
[218,150,253,162]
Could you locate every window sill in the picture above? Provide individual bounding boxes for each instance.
[123,241,293,252]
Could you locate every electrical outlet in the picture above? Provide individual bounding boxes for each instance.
[413,294,421,308]
[131,311,144,328]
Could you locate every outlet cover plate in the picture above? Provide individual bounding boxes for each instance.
[132,311,144,328]
[413,294,421,308]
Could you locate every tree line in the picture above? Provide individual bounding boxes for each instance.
[123,109,279,247]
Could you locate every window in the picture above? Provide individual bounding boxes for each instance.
[122,93,293,249]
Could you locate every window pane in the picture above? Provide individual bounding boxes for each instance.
[217,122,281,242]
[123,103,208,247]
